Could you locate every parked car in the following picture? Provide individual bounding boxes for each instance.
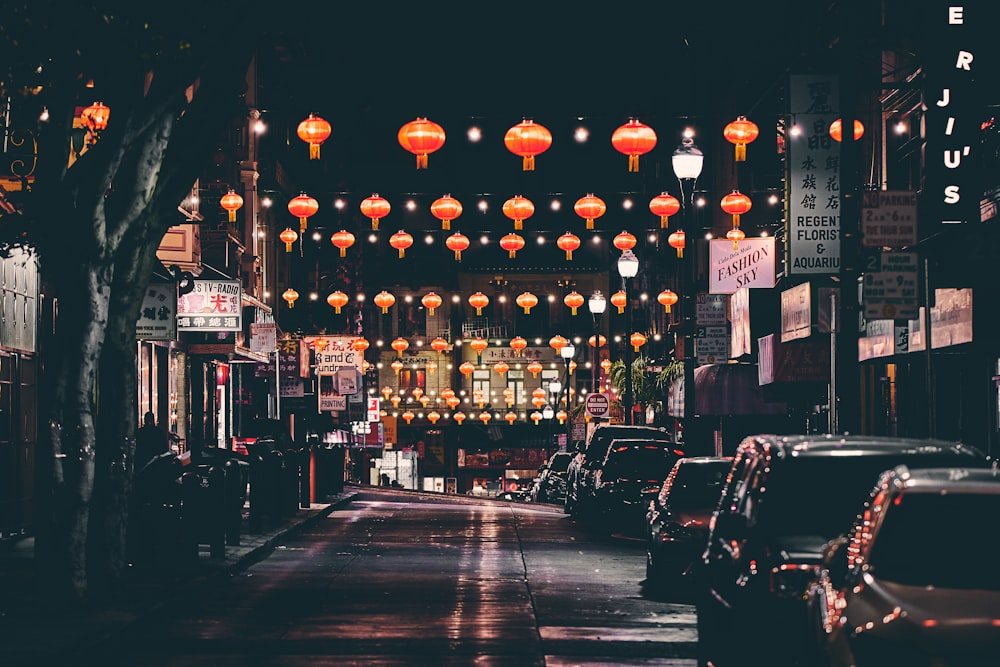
[694,433,993,667]
[644,455,732,593]
[531,451,573,503]
[590,438,687,532]
[804,465,1000,667]
[564,424,672,517]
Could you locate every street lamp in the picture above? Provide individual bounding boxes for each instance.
[560,342,576,414]
[588,290,607,396]
[672,133,704,441]
[617,249,639,425]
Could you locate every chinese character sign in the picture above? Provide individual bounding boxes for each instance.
[136,282,176,341]
[311,336,364,374]
[177,280,242,331]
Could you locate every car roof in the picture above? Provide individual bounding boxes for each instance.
[738,433,988,460]
[886,465,1000,494]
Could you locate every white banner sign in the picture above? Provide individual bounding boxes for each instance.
[709,238,776,294]
[136,282,177,341]
[309,335,364,374]
[250,323,276,354]
[861,190,918,248]
[176,280,242,331]
[781,282,812,342]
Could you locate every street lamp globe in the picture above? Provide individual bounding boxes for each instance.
[617,249,639,279]
[671,135,705,181]
[588,290,607,315]
[549,379,562,396]
[560,343,576,361]
[542,404,554,420]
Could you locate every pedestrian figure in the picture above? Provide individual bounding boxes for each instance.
[135,411,170,471]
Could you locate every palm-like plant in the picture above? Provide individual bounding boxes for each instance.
[607,357,685,421]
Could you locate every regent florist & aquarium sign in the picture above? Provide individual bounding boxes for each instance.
[177,280,242,331]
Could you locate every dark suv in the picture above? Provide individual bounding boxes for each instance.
[694,433,992,667]
[564,424,672,517]
[590,438,686,532]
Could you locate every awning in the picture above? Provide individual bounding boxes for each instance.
[668,362,788,418]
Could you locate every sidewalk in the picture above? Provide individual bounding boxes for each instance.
[0,487,360,664]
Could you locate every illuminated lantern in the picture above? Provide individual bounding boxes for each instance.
[500,233,525,258]
[419,395,430,408]
[726,227,746,249]
[398,117,446,169]
[445,232,470,261]
[504,118,552,171]
[391,394,402,408]
[557,232,581,260]
[630,332,647,352]
[720,190,752,228]
[527,361,543,378]
[441,388,456,401]
[479,411,492,425]
[312,338,328,352]
[657,289,678,313]
[505,412,517,425]
[459,362,476,377]
[589,334,607,348]
[548,335,568,352]
[279,227,298,252]
[532,388,547,402]
[468,292,489,316]
[288,193,319,233]
[453,411,466,425]
[390,360,404,375]
[220,189,243,223]
[282,288,299,308]
[503,387,515,406]
[412,387,424,401]
[532,396,546,409]
[381,386,393,400]
[516,291,538,314]
[569,360,577,375]
[446,395,461,410]
[331,229,356,257]
[352,338,370,353]
[613,231,637,251]
[829,118,865,142]
[601,358,612,373]
[531,411,543,425]
[668,230,685,258]
[611,118,657,172]
[296,113,331,159]
[723,115,759,162]
[510,336,527,357]
[373,290,396,314]
[493,361,509,376]
[649,192,681,229]
[421,292,443,315]
[360,194,391,230]
[556,409,568,424]
[574,194,606,230]
[427,411,441,425]
[431,194,463,231]
[430,337,449,354]
[502,195,535,230]
[611,290,628,314]
[473,389,485,407]
[470,336,488,362]
[327,290,349,313]
[82,101,111,132]
[402,410,415,425]
[391,337,409,357]
[564,291,585,315]
[389,230,413,258]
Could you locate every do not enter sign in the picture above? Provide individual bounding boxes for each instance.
[585,393,610,418]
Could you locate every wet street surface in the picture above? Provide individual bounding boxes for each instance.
[95,489,698,666]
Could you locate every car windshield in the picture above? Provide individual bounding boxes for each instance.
[587,428,670,459]
[755,453,987,538]
[604,445,675,479]
[868,492,1000,590]
[667,464,730,509]
[549,454,571,473]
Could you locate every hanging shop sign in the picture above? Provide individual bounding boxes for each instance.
[861,190,918,248]
[696,293,728,326]
[136,282,176,341]
[780,282,812,342]
[318,374,347,412]
[709,237,776,293]
[176,280,241,331]
[250,322,276,354]
[309,335,364,374]
[862,252,919,320]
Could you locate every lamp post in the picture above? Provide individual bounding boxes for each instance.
[587,290,606,397]
[560,343,576,415]
[672,133,705,441]
[617,249,639,425]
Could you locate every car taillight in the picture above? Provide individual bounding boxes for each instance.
[769,563,821,599]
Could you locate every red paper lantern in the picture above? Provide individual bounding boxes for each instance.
[381,386,393,400]
[446,396,461,410]
[445,232,470,261]
[557,232,581,260]
[390,362,403,376]
[326,290,349,313]
[548,335,568,352]
[82,101,110,132]
[502,195,535,230]
[574,194,606,230]
[468,292,489,316]
[402,410,415,425]
[829,118,864,142]
[279,228,298,252]
[657,289,678,313]
[431,194,463,230]
[516,291,538,314]
[726,227,746,249]
[531,411,543,426]
[389,230,413,258]
[330,230,355,257]
[479,411,492,425]
[499,233,525,258]
[352,338,370,353]
[470,337,488,358]
[398,117,446,169]
[564,291,585,315]
[720,190,753,227]
[613,231,637,251]
[373,290,396,314]
[589,334,607,348]
[527,361,543,378]
[494,361,510,376]
[504,412,517,426]
[611,290,628,314]
[431,337,449,354]
[504,119,552,171]
[282,288,299,308]
[630,332,647,352]
[723,115,760,162]
[296,113,331,160]
[421,292,443,315]
[391,337,409,357]
[459,362,476,377]
[453,411,467,425]
[288,193,319,233]
[668,230,686,258]
[510,336,527,356]
[649,192,681,229]
[219,189,243,223]
[611,118,657,172]
[427,411,441,425]
[360,194,390,230]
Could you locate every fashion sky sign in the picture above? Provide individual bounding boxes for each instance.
[708,237,776,293]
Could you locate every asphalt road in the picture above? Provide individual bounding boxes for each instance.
[93,489,699,666]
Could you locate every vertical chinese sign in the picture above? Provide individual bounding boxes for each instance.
[136,282,177,340]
